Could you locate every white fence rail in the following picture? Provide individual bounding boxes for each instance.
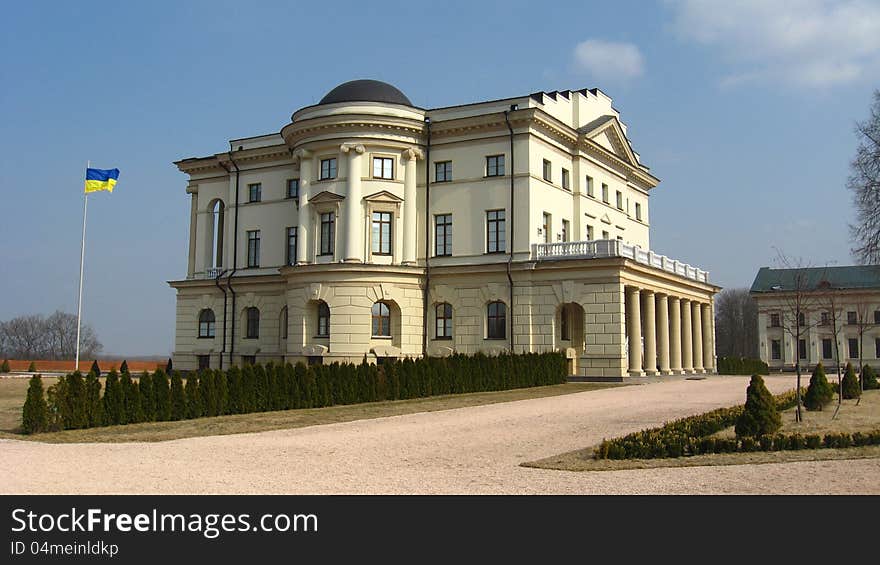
[532,239,710,283]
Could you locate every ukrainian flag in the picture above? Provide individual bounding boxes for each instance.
[84,168,120,193]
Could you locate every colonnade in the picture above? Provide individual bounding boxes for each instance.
[625,286,714,375]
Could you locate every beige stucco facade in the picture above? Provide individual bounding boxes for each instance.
[169,80,719,377]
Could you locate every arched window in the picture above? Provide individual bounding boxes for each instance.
[280,306,288,340]
[317,302,330,337]
[487,301,506,339]
[372,302,391,337]
[435,303,453,339]
[245,307,260,339]
[198,309,215,338]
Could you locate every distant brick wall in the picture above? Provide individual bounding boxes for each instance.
[2,360,164,373]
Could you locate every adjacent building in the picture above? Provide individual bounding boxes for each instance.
[751,265,880,370]
[169,79,718,377]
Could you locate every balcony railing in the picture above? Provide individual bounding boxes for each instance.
[188,267,225,280]
[532,239,710,283]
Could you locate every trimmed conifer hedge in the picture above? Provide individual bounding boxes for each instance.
[716,357,769,375]
[22,352,566,433]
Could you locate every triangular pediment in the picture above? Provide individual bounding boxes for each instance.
[600,213,612,225]
[363,190,403,203]
[579,115,638,166]
[309,190,345,203]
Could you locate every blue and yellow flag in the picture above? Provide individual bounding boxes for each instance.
[84,168,120,193]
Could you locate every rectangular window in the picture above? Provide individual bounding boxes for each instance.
[246,309,259,339]
[616,190,623,210]
[586,225,594,240]
[602,230,610,240]
[875,310,880,324]
[371,211,392,255]
[486,155,505,177]
[542,213,551,244]
[435,214,452,257]
[286,227,297,266]
[247,230,260,268]
[820,312,829,326]
[373,157,394,179]
[771,339,781,360]
[542,159,552,182]
[435,303,453,339]
[849,338,859,358]
[486,210,506,253]
[248,183,261,203]
[320,158,337,180]
[876,337,880,359]
[561,219,570,242]
[242,355,256,366]
[197,355,210,370]
[770,313,780,327]
[798,339,807,360]
[823,338,833,359]
[287,179,299,199]
[601,183,609,203]
[435,161,452,182]
[847,311,857,325]
[319,212,335,255]
[561,168,570,191]
[585,175,594,197]
[635,202,642,221]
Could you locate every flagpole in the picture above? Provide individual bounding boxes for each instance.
[75,161,89,372]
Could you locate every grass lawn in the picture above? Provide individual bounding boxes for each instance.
[523,389,880,472]
[0,377,622,443]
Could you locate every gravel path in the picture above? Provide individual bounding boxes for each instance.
[2,374,878,494]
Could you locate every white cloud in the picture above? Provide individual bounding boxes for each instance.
[572,39,645,81]
[669,0,880,88]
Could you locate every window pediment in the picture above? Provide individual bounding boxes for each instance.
[309,190,345,204]
[363,190,403,204]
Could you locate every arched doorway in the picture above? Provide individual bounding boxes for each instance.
[557,303,585,375]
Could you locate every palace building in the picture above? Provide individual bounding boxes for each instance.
[169,79,719,377]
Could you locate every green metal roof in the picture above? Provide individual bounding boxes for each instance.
[750,265,880,293]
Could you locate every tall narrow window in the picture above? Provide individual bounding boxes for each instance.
[601,183,609,203]
[435,161,452,182]
[373,157,394,179]
[246,307,260,339]
[585,175,594,197]
[823,338,833,359]
[280,307,288,340]
[875,310,880,324]
[798,312,806,326]
[371,302,391,337]
[435,214,452,256]
[770,313,780,327]
[849,338,859,358]
[635,202,642,221]
[876,337,880,358]
[209,200,225,270]
[371,211,392,255]
[319,212,335,255]
[286,227,297,266]
[247,230,260,268]
[616,190,623,210]
[317,302,330,337]
[198,309,215,338]
[561,219,569,242]
[486,210,506,253]
[602,230,610,240]
[820,311,829,325]
[435,303,453,339]
[320,158,337,180]
[798,339,807,360]
[487,301,507,339]
[542,213,551,243]
[771,339,781,360]
[542,159,552,182]
[198,355,210,370]
[847,311,857,325]
[287,179,299,199]
[248,183,261,203]
[487,155,505,177]
[560,305,571,341]
[586,225,594,240]
[561,168,570,191]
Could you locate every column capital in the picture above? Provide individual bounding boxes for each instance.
[641,288,655,297]
[340,143,365,154]
[402,147,424,161]
[294,148,312,160]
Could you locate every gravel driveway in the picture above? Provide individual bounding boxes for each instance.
[2,374,878,494]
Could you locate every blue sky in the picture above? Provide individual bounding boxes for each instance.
[1,1,878,356]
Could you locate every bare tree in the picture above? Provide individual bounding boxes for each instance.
[714,288,758,358]
[0,312,102,360]
[816,281,846,417]
[852,297,878,396]
[848,89,880,264]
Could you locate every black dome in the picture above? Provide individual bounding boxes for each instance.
[319,79,412,106]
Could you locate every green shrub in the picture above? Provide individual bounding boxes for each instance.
[90,360,100,376]
[841,362,861,399]
[735,375,782,438]
[22,375,49,434]
[805,434,822,449]
[170,372,186,421]
[85,372,104,427]
[121,373,142,424]
[120,360,129,375]
[63,372,88,429]
[102,370,123,426]
[152,369,171,421]
[185,374,201,419]
[862,365,879,390]
[717,357,769,375]
[1,359,10,373]
[138,372,154,421]
[804,362,833,411]
[26,361,37,372]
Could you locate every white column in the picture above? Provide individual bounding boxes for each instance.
[295,149,312,265]
[187,188,198,277]
[702,303,714,372]
[657,293,671,375]
[627,287,643,376]
[401,148,421,265]
[643,290,657,375]
[681,299,694,372]
[669,296,682,374]
[693,301,704,373]
[341,143,365,263]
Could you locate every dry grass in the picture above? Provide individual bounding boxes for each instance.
[523,389,880,472]
[0,379,621,443]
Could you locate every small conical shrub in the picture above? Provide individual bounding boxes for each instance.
[842,362,861,399]
[27,361,37,372]
[185,374,201,418]
[64,371,88,429]
[170,372,186,421]
[102,370,122,426]
[804,362,833,411]
[90,360,100,376]
[120,360,129,374]
[863,364,880,390]
[153,369,171,421]
[121,372,141,424]
[139,371,154,421]
[165,358,173,373]
[1,359,9,373]
[22,375,48,434]
[86,372,104,427]
[735,374,781,437]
